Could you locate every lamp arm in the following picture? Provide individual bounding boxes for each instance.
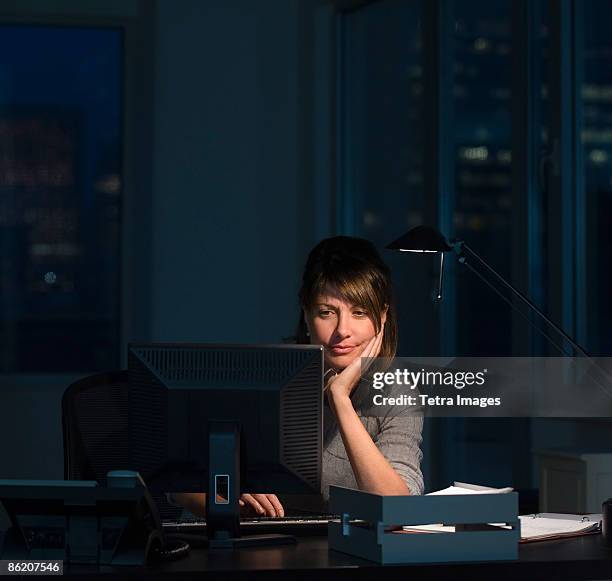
[458,257,571,358]
[454,241,591,359]
[455,241,612,398]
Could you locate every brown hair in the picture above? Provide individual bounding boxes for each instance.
[296,236,398,359]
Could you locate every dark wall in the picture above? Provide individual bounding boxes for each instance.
[150,0,319,344]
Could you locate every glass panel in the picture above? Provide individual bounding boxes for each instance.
[0,25,122,372]
[452,0,513,356]
[339,0,428,356]
[340,0,424,239]
[582,1,612,356]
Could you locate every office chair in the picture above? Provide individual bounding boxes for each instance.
[62,370,182,519]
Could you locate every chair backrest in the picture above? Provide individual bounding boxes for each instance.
[62,371,181,520]
[62,370,130,481]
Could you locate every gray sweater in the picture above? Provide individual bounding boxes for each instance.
[282,378,424,513]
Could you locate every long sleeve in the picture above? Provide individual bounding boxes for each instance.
[373,412,424,496]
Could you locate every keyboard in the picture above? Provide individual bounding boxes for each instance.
[162,514,339,536]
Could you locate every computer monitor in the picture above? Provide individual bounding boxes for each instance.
[127,343,323,545]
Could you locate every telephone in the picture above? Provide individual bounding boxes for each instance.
[0,471,189,566]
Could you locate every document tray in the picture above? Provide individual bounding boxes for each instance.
[328,485,520,564]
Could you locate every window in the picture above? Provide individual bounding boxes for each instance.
[0,25,122,372]
[335,0,612,499]
[583,0,612,356]
[452,0,513,356]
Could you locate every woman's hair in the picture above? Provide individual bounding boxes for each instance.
[296,236,398,359]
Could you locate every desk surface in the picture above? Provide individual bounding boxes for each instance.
[60,533,612,580]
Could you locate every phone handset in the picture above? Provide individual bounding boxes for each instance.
[107,471,190,562]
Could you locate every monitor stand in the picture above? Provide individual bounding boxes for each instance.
[205,422,296,549]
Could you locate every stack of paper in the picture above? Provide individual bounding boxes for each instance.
[426,482,514,496]
[401,482,513,534]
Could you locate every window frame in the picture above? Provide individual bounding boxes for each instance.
[0,0,155,384]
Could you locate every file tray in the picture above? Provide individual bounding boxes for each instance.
[328,485,520,564]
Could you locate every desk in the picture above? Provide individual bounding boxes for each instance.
[56,534,612,580]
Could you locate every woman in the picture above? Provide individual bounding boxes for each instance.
[290,235,424,511]
[171,236,423,517]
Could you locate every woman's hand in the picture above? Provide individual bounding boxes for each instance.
[170,492,284,518]
[326,324,385,402]
[239,493,284,517]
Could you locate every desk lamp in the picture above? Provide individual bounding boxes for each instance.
[386,225,589,359]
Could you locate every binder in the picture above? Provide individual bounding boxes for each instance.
[519,512,601,543]
[400,511,602,543]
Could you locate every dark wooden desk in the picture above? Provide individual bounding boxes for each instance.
[61,534,612,580]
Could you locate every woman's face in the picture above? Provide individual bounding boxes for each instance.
[304,286,386,370]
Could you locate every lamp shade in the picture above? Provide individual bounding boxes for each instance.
[385,226,453,253]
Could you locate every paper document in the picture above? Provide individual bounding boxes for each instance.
[401,482,513,534]
[426,482,514,496]
[519,513,601,542]
[399,482,601,541]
